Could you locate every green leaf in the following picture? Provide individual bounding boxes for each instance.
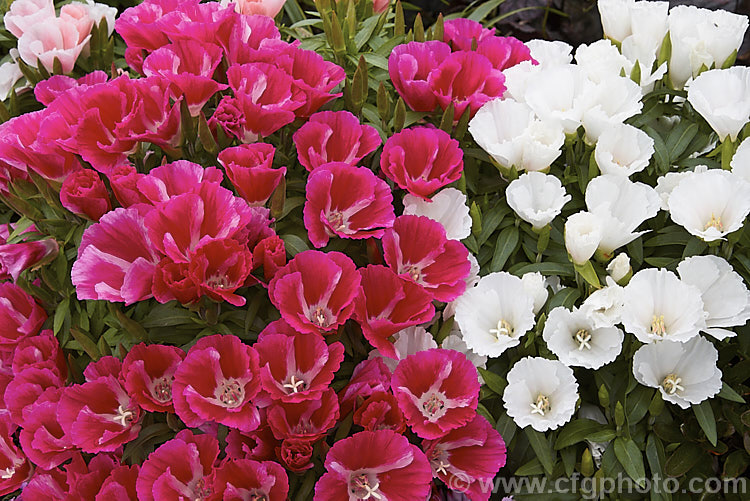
[665,122,698,161]
[665,442,703,477]
[614,437,646,486]
[140,302,195,328]
[643,125,669,173]
[722,450,750,478]
[525,428,556,475]
[280,234,309,256]
[574,260,600,288]
[554,419,616,449]
[547,287,581,311]
[717,382,746,403]
[70,327,100,360]
[467,0,504,22]
[490,225,519,272]
[54,297,70,335]
[693,400,717,446]
[477,367,507,396]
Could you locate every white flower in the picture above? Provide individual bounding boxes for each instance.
[730,137,750,183]
[620,38,668,93]
[503,41,572,101]
[442,253,480,320]
[585,174,660,257]
[402,188,472,240]
[667,168,750,241]
[503,357,579,432]
[0,61,23,101]
[621,268,705,343]
[469,99,564,173]
[564,211,602,265]
[454,272,536,358]
[80,0,117,35]
[633,337,722,409]
[687,67,750,142]
[543,306,624,369]
[524,65,588,135]
[521,272,548,315]
[594,123,654,177]
[668,5,749,89]
[677,255,750,340]
[654,165,708,210]
[606,253,631,284]
[506,172,570,229]
[368,326,437,372]
[597,0,636,42]
[580,277,625,328]
[441,333,488,372]
[626,1,669,55]
[526,40,573,67]
[580,75,643,142]
[575,40,632,83]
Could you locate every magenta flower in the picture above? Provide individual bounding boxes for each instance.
[477,36,535,72]
[423,415,507,501]
[267,388,340,441]
[115,0,186,53]
[293,110,381,171]
[0,413,31,495]
[353,265,435,359]
[226,422,279,462]
[278,45,346,118]
[143,40,228,116]
[304,162,395,248]
[107,163,149,208]
[60,169,112,221]
[380,126,464,200]
[388,41,452,112]
[255,332,345,402]
[186,237,255,306]
[392,348,480,439]
[172,334,262,432]
[18,387,75,470]
[0,282,47,354]
[5,366,64,425]
[12,330,67,380]
[268,250,361,335]
[353,391,406,433]
[428,51,506,118]
[0,238,59,282]
[72,208,161,304]
[95,464,140,501]
[443,18,496,51]
[383,215,471,302]
[121,343,186,413]
[314,430,432,501]
[158,0,235,48]
[34,71,108,106]
[218,143,286,206]
[338,358,392,417]
[57,375,143,453]
[211,458,289,500]
[136,160,224,206]
[135,430,219,501]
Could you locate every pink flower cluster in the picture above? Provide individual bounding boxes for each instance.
[389,18,535,117]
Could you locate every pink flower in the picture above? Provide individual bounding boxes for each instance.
[210,458,289,500]
[137,160,223,206]
[293,110,381,171]
[2,0,55,38]
[277,46,345,118]
[314,430,433,501]
[57,375,143,453]
[267,388,340,441]
[4,367,64,425]
[95,464,140,501]
[158,1,236,48]
[143,40,228,116]
[17,16,91,74]
[226,421,278,461]
[35,71,108,106]
[304,162,395,248]
[12,330,66,379]
[0,413,32,495]
[423,415,506,501]
[222,13,280,65]
[72,208,161,304]
[276,438,314,473]
[208,96,249,142]
[268,250,360,335]
[227,62,305,139]
[477,36,535,72]
[58,3,96,45]
[221,0,286,17]
[253,235,286,282]
[255,332,344,402]
[353,391,406,433]
[218,143,286,206]
[380,127,463,200]
[392,348,479,439]
[0,238,59,282]
[185,237,255,306]
[0,282,47,354]
[121,343,185,413]
[389,41,452,112]
[172,334,262,432]
[382,215,471,301]
[428,51,506,118]
[443,19,495,51]
[115,0,185,52]
[136,430,218,501]
[83,355,122,380]
[60,169,112,221]
[353,265,435,359]
[338,358,391,417]
[18,387,75,469]
[107,164,149,207]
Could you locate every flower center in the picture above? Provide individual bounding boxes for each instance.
[649,315,667,336]
[420,392,446,419]
[530,394,550,416]
[704,213,724,232]
[350,473,383,500]
[151,376,173,403]
[326,211,346,231]
[310,306,331,329]
[205,274,232,290]
[0,467,15,480]
[489,319,513,338]
[282,375,307,394]
[218,379,244,408]
[402,264,422,282]
[194,477,213,499]
[573,328,592,350]
[662,373,684,395]
[113,404,135,427]
[247,492,269,501]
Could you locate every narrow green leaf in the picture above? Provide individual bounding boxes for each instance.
[664,442,703,477]
[574,260,600,288]
[525,428,556,476]
[490,226,519,272]
[70,327,100,360]
[54,298,70,335]
[693,400,717,446]
[614,437,646,486]
[477,367,506,396]
[717,382,745,403]
[280,234,309,256]
[555,419,616,450]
